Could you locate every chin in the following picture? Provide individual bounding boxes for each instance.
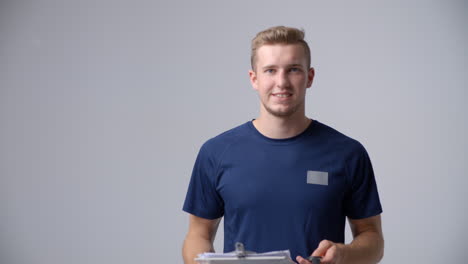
[266,108,297,117]
[261,101,302,118]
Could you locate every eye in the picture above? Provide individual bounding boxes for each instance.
[289,67,301,73]
[265,69,275,74]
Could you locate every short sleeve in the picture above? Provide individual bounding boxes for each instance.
[182,143,224,219]
[344,143,383,219]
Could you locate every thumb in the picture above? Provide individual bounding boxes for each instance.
[296,255,312,264]
[312,240,333,257]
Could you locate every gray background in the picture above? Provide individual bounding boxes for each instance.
[1,0,467,263]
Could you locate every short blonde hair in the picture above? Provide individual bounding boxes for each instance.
[250,26,311,71]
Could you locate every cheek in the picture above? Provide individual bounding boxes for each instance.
[293,77,308,88]
[257,79,274,91]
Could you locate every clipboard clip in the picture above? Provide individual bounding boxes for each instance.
[234,242,257,258]
[235,242,246,258]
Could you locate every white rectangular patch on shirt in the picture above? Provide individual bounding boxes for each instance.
[307,171,328,185]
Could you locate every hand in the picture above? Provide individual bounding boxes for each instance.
[296,240,346,264]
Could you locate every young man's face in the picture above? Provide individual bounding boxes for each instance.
[249,43,314,118]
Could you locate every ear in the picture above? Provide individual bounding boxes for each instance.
[249,69,258,91]
[306,67,315,88]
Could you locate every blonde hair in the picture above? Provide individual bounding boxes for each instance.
[250,26,311,71]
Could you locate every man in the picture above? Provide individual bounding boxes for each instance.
[182,26,384,264]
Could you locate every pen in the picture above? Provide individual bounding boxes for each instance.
[306,256,322,264]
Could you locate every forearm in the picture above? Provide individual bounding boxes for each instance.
[182,235,214,264]
[341,230,384,264]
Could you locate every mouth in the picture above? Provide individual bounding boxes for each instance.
[272,92,292,98]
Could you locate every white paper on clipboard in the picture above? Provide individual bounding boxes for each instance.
[195,250,296,264]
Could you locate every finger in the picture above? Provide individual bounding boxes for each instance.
[312,240,333,257]
[320,243,337,263]
[296,255,312,264]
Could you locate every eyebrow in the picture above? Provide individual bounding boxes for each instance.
[261,64,304,70]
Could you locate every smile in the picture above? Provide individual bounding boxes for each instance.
[272,93,292,98]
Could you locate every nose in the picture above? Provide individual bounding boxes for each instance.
[276,70,291,88]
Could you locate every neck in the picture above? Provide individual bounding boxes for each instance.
[252,112,312,139]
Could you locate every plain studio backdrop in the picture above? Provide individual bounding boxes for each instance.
[1,0,467,263]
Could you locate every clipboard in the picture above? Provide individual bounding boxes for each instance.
[194,256,294,264]
[195,243,296,264]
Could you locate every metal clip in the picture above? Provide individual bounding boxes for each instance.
[235,242,246,258]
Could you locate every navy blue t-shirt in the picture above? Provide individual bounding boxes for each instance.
[183,120,382,259]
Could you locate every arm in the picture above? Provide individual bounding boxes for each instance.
[341,214,384,263]
[182,214,222,264]
[297,214,384,264]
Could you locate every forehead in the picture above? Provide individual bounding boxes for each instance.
[256,43,307,67]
